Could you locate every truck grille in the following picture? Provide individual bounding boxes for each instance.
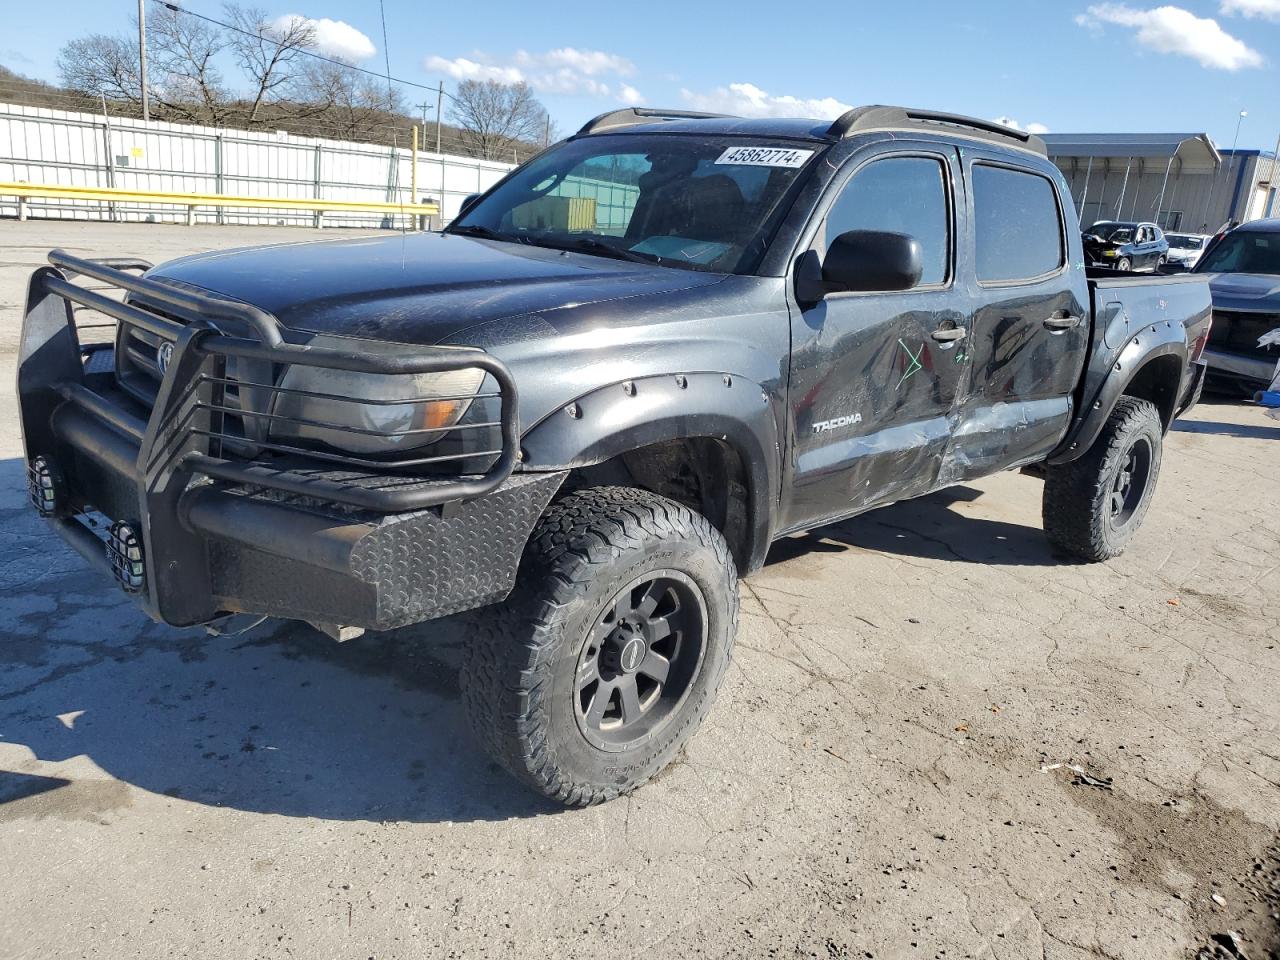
[116,304,255,453]
[1208,310,1280,361]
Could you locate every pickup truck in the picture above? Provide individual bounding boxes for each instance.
[17,105,1212,806]
[1190,216,1280,391]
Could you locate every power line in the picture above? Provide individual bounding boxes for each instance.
[155,0,458,101]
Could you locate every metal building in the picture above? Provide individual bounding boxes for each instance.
[1044,132,1280,235]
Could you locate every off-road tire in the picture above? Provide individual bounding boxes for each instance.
[462,486,738,806]
[1042,397,1163,562]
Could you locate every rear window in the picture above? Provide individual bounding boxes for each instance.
[973,164,1065,283]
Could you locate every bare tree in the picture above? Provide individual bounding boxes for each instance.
[294,60,402,141]
[224,4,315,124]
[57,34,141,106]
[148,3,229,124]
[449,80,549,160]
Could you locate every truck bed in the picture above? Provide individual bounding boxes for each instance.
[1076,270,1213,429]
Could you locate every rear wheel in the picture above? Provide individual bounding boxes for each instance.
[462,486,738,806]
[1042,397,1163,561]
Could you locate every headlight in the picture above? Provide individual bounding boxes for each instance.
[269,340,485,456]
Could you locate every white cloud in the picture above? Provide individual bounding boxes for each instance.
[520,48,635,77]
[424,55,524,85]
[423,48,637,100]
[994,116,1050,135]
[271,15,375,61]
[1076,4,1263,70]
[680,82,852,120]
[1220,0,1280,19]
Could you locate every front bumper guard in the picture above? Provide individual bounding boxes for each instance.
[18,249,562,630]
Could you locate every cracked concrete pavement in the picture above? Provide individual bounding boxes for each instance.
[1,222,1278,959]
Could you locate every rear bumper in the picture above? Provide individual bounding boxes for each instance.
[19,251,561,631]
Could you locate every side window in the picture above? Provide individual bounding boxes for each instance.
[972,164,1065,283]
[823,156,950,286]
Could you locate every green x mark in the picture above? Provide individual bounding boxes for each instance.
[897,339,923,389]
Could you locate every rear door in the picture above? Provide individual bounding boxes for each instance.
[781,145,971,530]
[1136,225,1158,269]
[946,151,1089,481]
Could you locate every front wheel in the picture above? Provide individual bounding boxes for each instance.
[462,486,738,806]
[1116,256,1133,271]
[1042,397,1163,561]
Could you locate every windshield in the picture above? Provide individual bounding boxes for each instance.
[1167,235,1204,250]
[447,133,822,273]
[1085,223,1135,243]
[1196,231,1280,275]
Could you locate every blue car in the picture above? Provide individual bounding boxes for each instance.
[1083,221,1170,272]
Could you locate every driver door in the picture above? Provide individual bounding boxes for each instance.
[780,147,970,532]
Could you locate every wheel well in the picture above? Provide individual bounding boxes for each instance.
[1121,354,1183,430]
[566,438,753,574]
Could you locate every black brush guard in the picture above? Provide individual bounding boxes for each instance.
[18,249,564,631]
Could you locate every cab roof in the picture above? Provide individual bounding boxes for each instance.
[573,106,1048,156]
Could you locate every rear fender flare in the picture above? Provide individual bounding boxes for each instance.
[1047,322,1188,465]
[520,372,781,571]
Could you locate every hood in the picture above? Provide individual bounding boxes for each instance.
[1205,271,1280,312]
[147,231,725,345]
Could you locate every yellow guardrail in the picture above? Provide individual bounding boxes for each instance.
[0,181,439,226]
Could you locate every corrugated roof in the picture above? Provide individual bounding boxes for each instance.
[1041,132,1220,165]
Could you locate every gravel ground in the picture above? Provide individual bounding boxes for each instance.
[1,221,1278,960]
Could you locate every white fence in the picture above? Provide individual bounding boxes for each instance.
[0,103,515,228]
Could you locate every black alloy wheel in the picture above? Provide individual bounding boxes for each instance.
[573,571,707,751]
[1109,436,1153,529]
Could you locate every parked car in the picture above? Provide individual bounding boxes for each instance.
[1083,221,1169,272]
[1192,217,1280,391]
[1164,232,1211,270]
[18,105,1211,806]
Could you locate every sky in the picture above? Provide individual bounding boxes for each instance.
[4,0,1280,152]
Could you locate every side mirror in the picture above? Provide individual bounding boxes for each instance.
[822,230,923,293]
[458,192,482,218]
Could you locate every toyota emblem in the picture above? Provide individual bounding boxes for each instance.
[156,340,174,375]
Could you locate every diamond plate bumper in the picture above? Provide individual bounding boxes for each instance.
[178,471,566,630]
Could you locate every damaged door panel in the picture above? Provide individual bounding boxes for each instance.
[783,147,971,530]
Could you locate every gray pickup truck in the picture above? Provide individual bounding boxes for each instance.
[1192,217,1280,391]
[18,105,1212,805]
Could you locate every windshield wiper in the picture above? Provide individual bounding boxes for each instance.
[448,224,526,244]
[541,235,662,265]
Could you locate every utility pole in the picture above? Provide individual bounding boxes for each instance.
[544,113,551,147]
[435,82,444,154]
[416,101,431,128]
[1204,109,1247,231]
[1269,129,1280,219]
[137,0,150,121]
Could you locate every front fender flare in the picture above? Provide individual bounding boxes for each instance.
[520,371,782,571]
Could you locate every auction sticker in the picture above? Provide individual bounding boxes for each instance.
[714,146,814,168]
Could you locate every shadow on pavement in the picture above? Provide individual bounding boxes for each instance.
[767,484,1065,568]
[0,456,558,825]
[1173,417,1280,441]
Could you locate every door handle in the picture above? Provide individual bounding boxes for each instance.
[1043,314,1082,331]
[930,326,967,343]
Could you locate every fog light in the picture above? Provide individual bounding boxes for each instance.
[107,520,145,593]
[27,456,63,517]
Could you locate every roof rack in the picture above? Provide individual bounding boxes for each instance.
[575,107,736,137]
[826,105,1047,156]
